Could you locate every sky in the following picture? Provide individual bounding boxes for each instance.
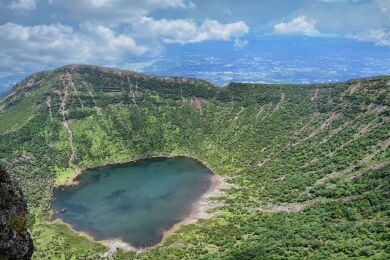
[0,0,390,92]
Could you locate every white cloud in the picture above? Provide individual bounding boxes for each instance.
[122,59,158,72]
[49,0,196,24]
[85,0,112,7]
[318,0,372,3]
[8,0,36,10]
[353,28,390,46]
[50,0,194,9]
[79,0,194,8]
[379,0,390,19]
[0,15,249,77]
[81,23,147,58]
[234,38,248,48]
[134,17,249,44]
[319,0,344,2]
[274,16,319,36]
[0,23,146,74]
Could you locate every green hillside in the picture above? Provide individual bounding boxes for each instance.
[0,65,389,259]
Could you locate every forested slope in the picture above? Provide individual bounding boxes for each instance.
[0,65,389,259]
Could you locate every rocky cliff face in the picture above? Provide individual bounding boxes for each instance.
[0,166,34,260]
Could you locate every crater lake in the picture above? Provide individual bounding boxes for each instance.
[51,157,213,248]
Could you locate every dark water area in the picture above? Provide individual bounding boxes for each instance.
[51,157,213,248]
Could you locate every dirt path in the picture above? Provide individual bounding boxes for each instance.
[191,97,205,115]
[348,160,390,180]
[46,96,53,122]
[317,110,375,147]
[59,73,76,166]
[257,103,273,123]
[293,120,313,137]
[310,89,319,101]
[257,158,271,167]
[347,82,361,95]
[289,112,339,148]
[307,112,339,139]
[63,121,76,166]
[82,81,101,113]
[68,76,83,107]
[301,112,375,168]
[273,92,285,112]
[312,137,390,187]
[234,107,245,120]
[256,106,264,117]
[251,196,355,213]
[324,121,378,158]
[127,77,141,122]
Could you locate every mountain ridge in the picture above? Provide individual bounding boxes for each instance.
[0,65,389,259]
[2,64,389,119]
[3,64,390,104]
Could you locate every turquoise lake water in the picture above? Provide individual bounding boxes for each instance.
[51,157,213,248]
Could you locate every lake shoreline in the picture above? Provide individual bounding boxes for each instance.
[49,155,235,255]
[154,174,232,249]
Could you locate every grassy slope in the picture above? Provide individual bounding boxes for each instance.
[0,65,389,259]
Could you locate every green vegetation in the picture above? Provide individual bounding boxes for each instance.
[0,65,389,259]
[53,167,76,186]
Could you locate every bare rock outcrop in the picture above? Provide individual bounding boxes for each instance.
[0,166,34,259]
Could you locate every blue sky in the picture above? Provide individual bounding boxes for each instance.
[0,0,389,91]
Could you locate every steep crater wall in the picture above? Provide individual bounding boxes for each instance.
[0,166,34,259]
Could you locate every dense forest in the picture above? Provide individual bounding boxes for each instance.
[0,65,389,259]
